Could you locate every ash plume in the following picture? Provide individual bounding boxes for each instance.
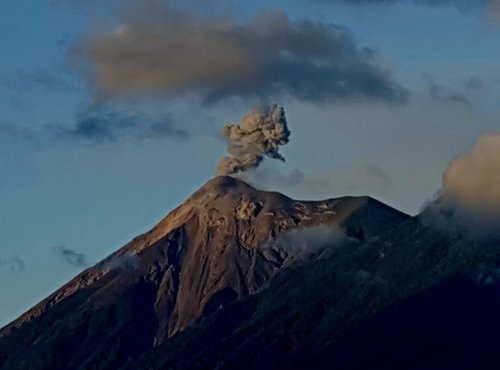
[216,105,291,176]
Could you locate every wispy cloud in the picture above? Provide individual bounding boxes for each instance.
[1,71,78,92]
[0,125,36,142]
[52,103,189,143]
[428,82,471,107]
[322,0,500,24]
[245,163,393,200]
[424,76,484,108]
[52,246,88,268]
[95,253,139,272]
[1,104,189,145]
[0,256,25,273]
[70,1,408,104]
[322,0,484,10]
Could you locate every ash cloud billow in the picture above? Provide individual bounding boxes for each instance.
[216,105,290,177]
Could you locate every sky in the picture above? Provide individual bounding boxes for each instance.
[1,0,499,326]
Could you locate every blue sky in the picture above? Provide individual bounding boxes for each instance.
[1,0,499,326]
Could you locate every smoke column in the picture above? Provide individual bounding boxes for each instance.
[216,105,291,176]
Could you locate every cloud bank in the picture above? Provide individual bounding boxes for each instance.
[73,1,408,104]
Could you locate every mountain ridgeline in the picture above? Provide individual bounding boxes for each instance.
[1,176,499,369]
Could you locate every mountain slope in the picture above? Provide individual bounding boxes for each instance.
[128,215,500,370]
[0,176,409,370]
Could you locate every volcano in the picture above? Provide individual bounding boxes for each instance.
[1,176,499,370]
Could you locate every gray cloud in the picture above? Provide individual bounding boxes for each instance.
[52,246,88,268]
[0,256,25,273]
[53,104,189,143]
[72,1,408,104]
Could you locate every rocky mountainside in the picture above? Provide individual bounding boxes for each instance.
[0,176,408,369]
[1,176,498,369]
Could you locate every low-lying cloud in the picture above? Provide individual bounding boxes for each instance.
[95,253,139,272]
[72,1,408,104]
[261,226,359,261]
